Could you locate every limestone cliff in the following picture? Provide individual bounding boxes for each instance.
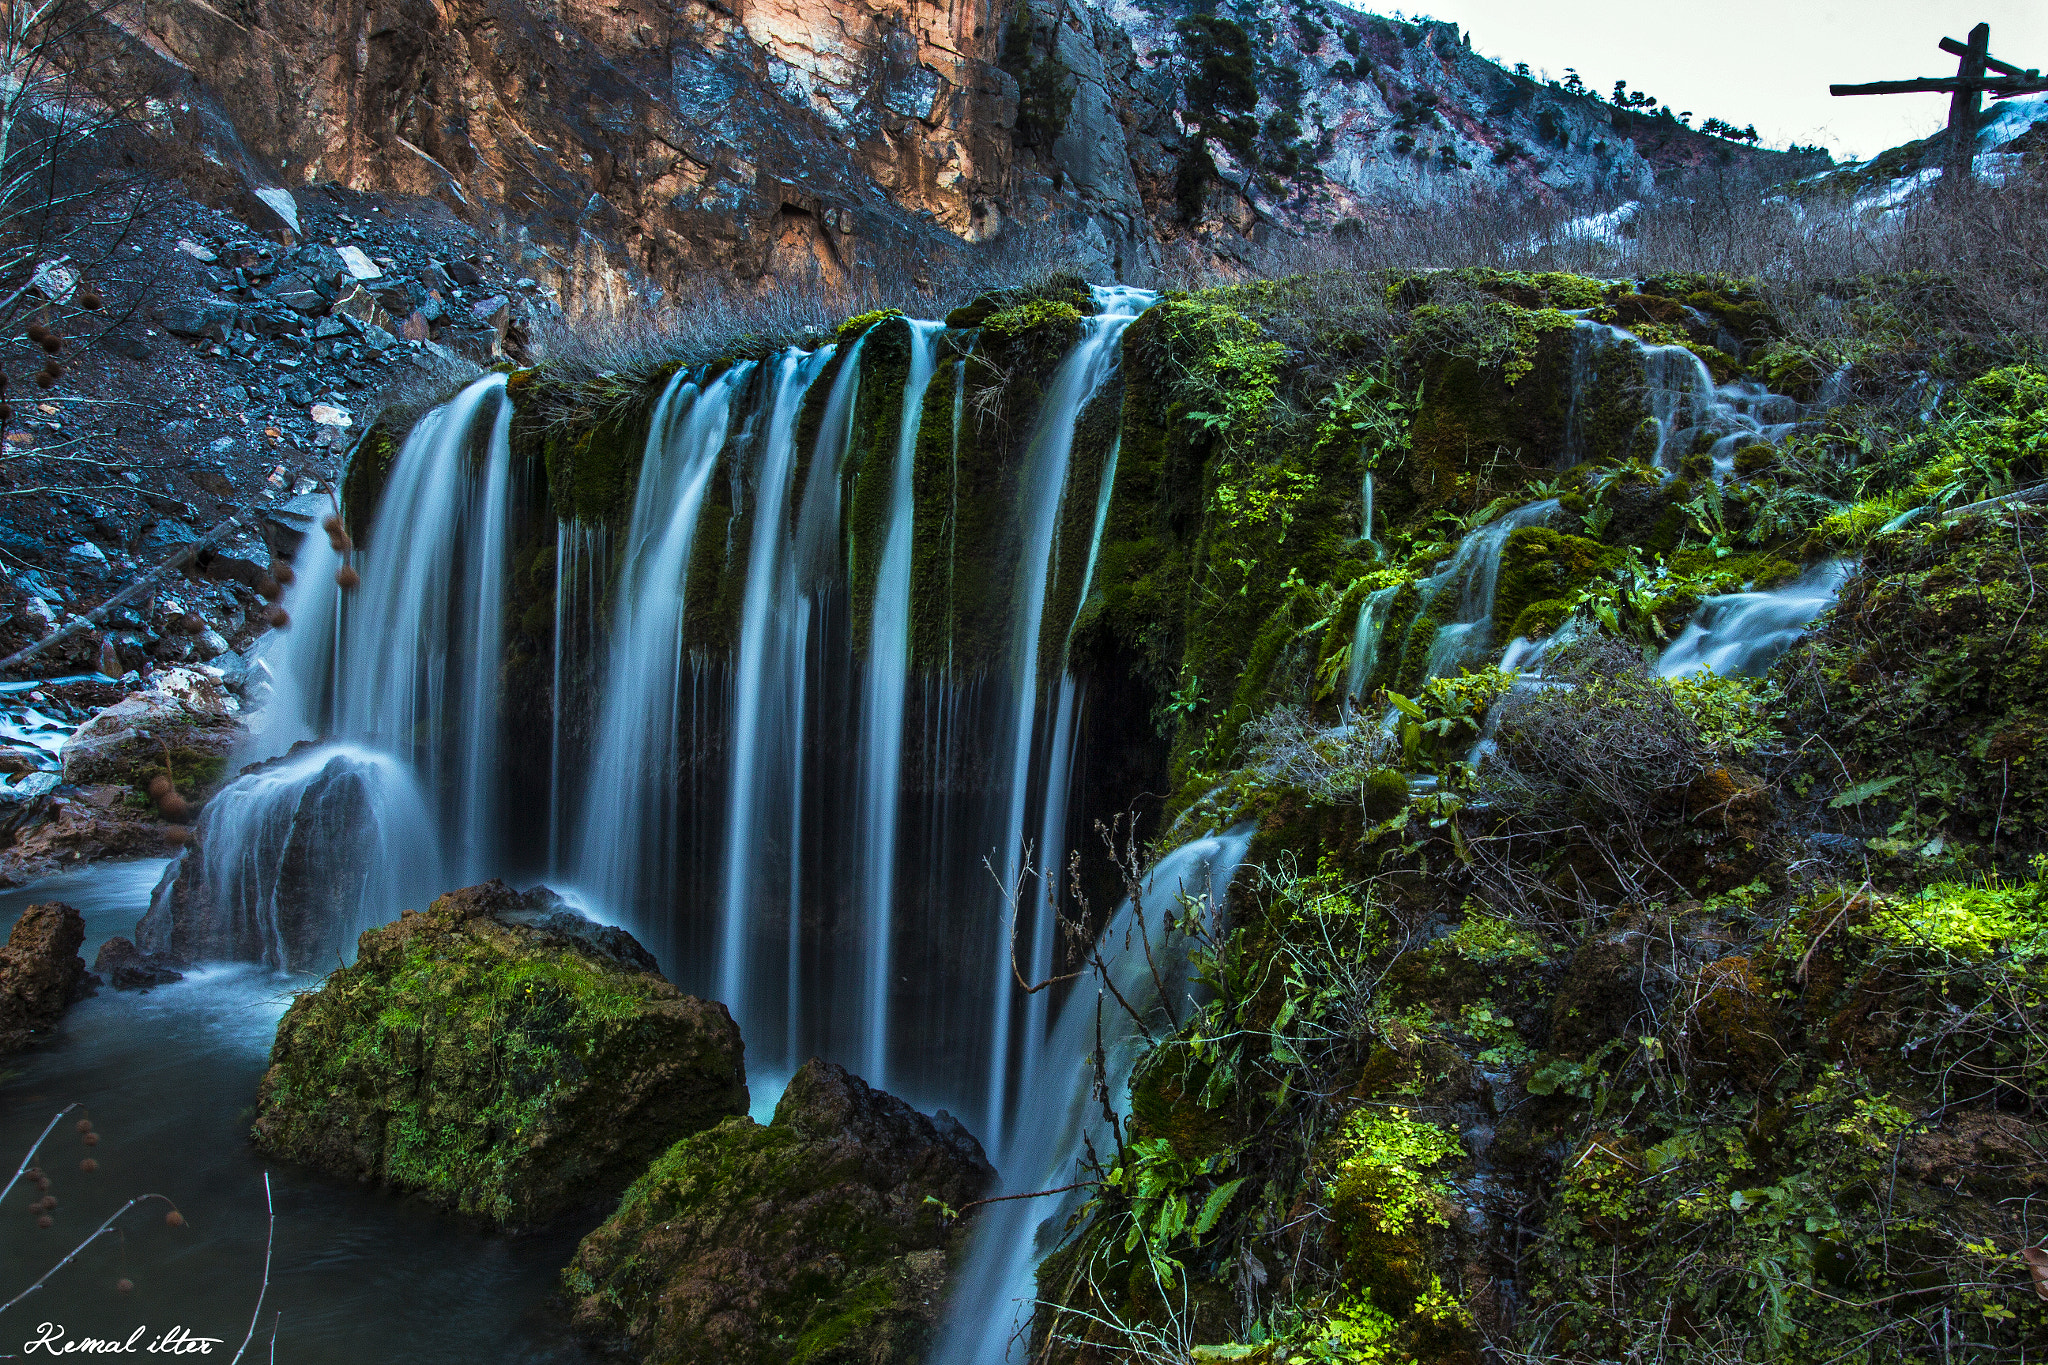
[97,0,1807,304]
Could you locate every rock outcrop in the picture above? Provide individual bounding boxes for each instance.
[0,902,90,1053]
[90,0,1808,305]
[92,936,186,992]
[57,666,241,789]
[565,1058,994,1364]
[250,880,748,1226]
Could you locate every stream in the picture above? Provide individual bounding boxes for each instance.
[0,861,595,1361]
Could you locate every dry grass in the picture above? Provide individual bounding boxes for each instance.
[528,219,1097,389]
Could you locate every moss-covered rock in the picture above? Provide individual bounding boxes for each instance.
[563,1058,993,1365]
[250,881,746,1227]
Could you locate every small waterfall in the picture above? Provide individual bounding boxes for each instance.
[1565,323,1804,474]
[984,286,1155,1149]
[857,321,946,1091]
[259,374,516,874]
[1656,560,1854,679]
[1419,500,1559,680]
[1362,467,1376,547]
[574,362,756,967]
[547,521,609,876]
[194,373,515,966]
[150,742,443,971]
[938,826,1255,1365]
[716,346,837,1037]
[1345,583,1402,710]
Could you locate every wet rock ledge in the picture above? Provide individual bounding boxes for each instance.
[249,881,746,1227]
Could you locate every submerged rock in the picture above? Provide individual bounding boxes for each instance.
[565,1057,993,1365]
[139,740,441,970]
[250,880,747,1227]
[0,902,89,1052]
[92,936,184,991]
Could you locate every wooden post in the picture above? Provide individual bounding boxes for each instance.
[1946,21,1990,184]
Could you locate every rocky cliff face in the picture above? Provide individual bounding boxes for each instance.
[103,0,1803,302]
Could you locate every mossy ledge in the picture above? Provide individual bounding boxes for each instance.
[564,1057,994,1365]
[249,881,747,1228]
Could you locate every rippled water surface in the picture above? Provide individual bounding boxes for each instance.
[0,860,596,1361]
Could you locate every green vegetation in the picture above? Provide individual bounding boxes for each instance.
[250,883,746,1226]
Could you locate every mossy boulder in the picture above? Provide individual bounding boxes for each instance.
[250,881,746,1227]
[563,1057,993,1365]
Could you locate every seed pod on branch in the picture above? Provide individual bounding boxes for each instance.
[255,576,282,603]
[265,605,291,629]
[270,562,295,586]
[165,1210,185,1228]
[156,793,189,822]
[77,290,101,312]
[147,774,173,800]
[25,324,50,348]
[335,566,360,590]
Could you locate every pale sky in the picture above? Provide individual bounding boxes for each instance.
[1379,2,2048,161]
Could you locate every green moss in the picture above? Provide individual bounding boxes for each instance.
[979,299,1083,340]
[1361,767,1409,822]
[1493,527,1620,643]
[249,884,746,1227]
[339,422,403,546]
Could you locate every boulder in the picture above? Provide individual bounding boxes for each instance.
[250,880,748,1227]
[92,936,184,991]
[0,788,175,885]
[58,666,240,789]
[0,902,88,1052]
[564,1058,994,1365]
[161,297,238,341]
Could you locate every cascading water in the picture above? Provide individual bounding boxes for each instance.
[1656,560,1854,678]
[983,286,1155,1149]
[573,362,754,970]
[144,743,442,971]
[716,347,837,1029]
[1420,500,1560,680]
[179,373,517,966]
[1565,323,1806,474]
[938,826,1255,1365]
[856,321,945,1091]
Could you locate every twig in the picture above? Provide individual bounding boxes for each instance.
[0,1104,77,1207]
[952,1180,1092,1218]
[229,1171,275,1365]
[0,1193,178,1316]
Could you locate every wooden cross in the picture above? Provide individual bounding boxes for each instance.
[1831,22,2048,182]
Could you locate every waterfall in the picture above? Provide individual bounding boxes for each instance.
[857,321,946,1091]
[716,347,837,1035]
[1564,323,1806,474]
[1419,500,1559,680]
[1345,584,1401,711]
[547,521,609,876]
[984,286,1155,1149]
[574,362,755,968]
[186,373,515,966]
[1656,560,1854,679]
[938,826,1256,1365]
[148,743,443,971]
